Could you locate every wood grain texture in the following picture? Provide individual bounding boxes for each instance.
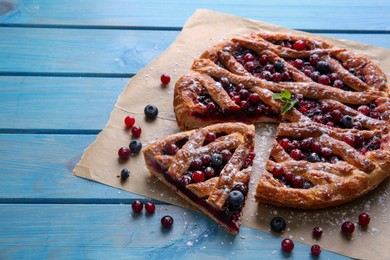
[1,0,389,31]
[0,134,144,201]
[0,77,125,130]
[0,204,346,259]
[0,28,177,74]
[0,29,389,77]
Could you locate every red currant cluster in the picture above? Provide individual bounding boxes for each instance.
[131,200,173,229]
[279,212,371,256]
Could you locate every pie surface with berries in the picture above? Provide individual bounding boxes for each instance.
[143,123,255,235]
[173,31,390,209]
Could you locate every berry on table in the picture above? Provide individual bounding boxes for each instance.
[161,73,171,85]
[131,126,142,138]
[145,202,156,214]
[281,238,294,253]
[118,146,131,160]
[120,168,130,180]
[312,226,323,238]
[124,115,135,128]
[144,104,159,119]
[161,215,174,228]
[341,221,355,235]
[358,213,370,226]
[270,217,286,232]
[129,140,142,155]
[132,200,143,213]
[311,244,321,256]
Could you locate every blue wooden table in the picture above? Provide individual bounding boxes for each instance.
[1,1,389,259]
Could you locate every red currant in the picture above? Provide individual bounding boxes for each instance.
[311,244,321,256]
[161,215,174,228]
[131,126,142,138]
[145,202,156,214]
[290,149,302,160]
[124,116,135,128]
[293,40,306,51]
[281,238,294,253]
[341,221,355,235]
[118,147,131,160]
[160,73,171,85]
[358,213,371,226]
[192,171,205,183]
[132,200,143,213]
[272,165,284,178]
[312,226,323,238]
[205,132,217,143]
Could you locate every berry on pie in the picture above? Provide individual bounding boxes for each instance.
[143,123,255,235]
[173,31,390,209]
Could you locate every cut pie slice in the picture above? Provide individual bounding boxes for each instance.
[143,123,255,235]
[173,30,390,209]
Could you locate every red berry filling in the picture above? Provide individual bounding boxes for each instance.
[195,77,279,119]
[232,48,294,82]
[276,137,342,164]
[296,97,370,130]
[270,164,314,189]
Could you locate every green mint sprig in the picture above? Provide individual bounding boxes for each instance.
[272,90,298,115]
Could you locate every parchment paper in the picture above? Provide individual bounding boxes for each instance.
[73,9,390,259]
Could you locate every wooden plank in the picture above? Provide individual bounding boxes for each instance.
[0,77,125,130]
[0,204,347,259]
[0,28,389,76]
[0,134,143,201]
[0,28,177,74]
[1,0,389,31]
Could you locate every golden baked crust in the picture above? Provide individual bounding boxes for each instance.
[143,123,255,235]
[173,30,390,209]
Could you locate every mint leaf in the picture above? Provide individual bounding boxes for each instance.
[281,90,291,100]
[281,100,298,115]
[272,90,297,115]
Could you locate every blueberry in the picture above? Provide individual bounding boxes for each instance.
[274,60,284,72]
[303,181,313,189]
[120,168,130,180]
[340,115,354,128]
[211,153,223,167]
[316,60,331,74]
[270,217,286,232]
[228,190,244,208]
[307,152,321,162]
[129,140,142,155]
[144,104,159,119]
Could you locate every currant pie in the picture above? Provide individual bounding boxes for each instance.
[143,123,255,235]
[173,31,390,209]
